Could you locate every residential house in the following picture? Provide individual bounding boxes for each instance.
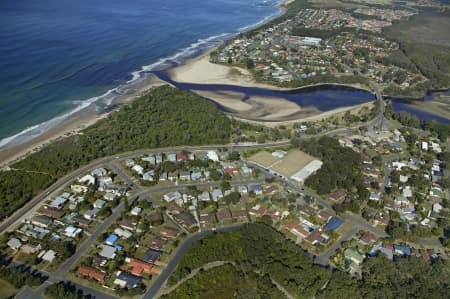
[84,208,99,220]
[21,243,41,254]
[132,165,144,175]
[163,191,182,203]
[141,249,162,263]
[78,265,107,283]
[231,210,248,220]
[179,171,191,181]
[283,220,309,238]
[93,199,106,210]
[118,217,137,231]
[105,234,119,246]
[114,228,132,239]
[198,191,210,201]
[329,189,347,202]
[166,203,183,215]
[146,212,163,226]
[394,244,411,256]
[114,271,142,289]
[50,196,68,209]
[41,207,65,220]
[63,226,82,238]
[200,214,216,225]
[148,237,167,251]
[126,258,153,276]
[359,232,377,245]
[344,247,365,265]
[249,205,266,217]
[175,213,197,229]
[248,185,263,195]
[40,250,56,263]
[211,189,223,201]
[7,238,22,250]
[160,226,178,238]
[305,230,328,245]
[216,208,232,222]
[31,215,52,228]
[91,168,108,177]
[143,171,154,181]
[71,184,88,194]
[79,174,95,185]
[130,207,142,217]
[317,210,333,222]
[99,244,117,259]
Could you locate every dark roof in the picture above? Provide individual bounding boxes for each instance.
[141,249,162,263]
[148,236,167,251]
[73,216,92,226]
[324,217,343,231]
[146,212,163,224]
[175,213,196,228]
[216,208,232,221]
[117,272,142,288]
[41,207,65,219]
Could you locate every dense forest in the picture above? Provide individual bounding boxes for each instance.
[167,223,450,298]
[162,264,285,299]
[384,11,450,90]
[0,85,232,219]
[44,282,92,299]
[293,136,368,199]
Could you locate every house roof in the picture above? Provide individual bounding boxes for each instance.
[105,234,119,245]
[216,208,232,221]
[148,236,167,251]
[128,259,153,276]
[78,265,107,282]
[175,213,197,228]
[116,271,142,288]
[160,226,178,238]
[141,249,162,264]
[41,207,65,219]
[324,217,343,231]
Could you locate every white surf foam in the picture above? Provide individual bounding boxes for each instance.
[0,5,282,151]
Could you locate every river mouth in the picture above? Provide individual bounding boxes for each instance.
[155,71,377,123]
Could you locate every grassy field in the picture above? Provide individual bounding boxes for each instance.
[0,279,18,299]
[248,149,316,177]
[247,151,279,168]
[271,150,315,177]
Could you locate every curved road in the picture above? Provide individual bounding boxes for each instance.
[143,225,244,299]
[0,141,290,234]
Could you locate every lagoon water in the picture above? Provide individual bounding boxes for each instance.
[0,0,280,148]
[1,0,447,150]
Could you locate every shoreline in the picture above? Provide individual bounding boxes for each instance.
[0,75,168,167]
[0,0,374,167]
[0,0,289,166]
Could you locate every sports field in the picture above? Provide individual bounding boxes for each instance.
[248,149,315,177]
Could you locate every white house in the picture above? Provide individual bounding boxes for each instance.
[132,165,144,175]
[79,174,95,185]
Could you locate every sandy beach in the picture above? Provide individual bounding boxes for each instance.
[169,49,291,90]
[0,74,168,167]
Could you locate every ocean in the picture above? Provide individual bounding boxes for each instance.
[0,0,281,149]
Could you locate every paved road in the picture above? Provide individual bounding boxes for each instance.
[315,226,359,266]
[0,141,290,234]
[143,225,244,299]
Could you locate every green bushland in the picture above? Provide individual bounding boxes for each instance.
[0,85,232,220]
[167,223,450,298]
[162,264,285,299]
[384,11,450,90]
[293,136,369,199]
